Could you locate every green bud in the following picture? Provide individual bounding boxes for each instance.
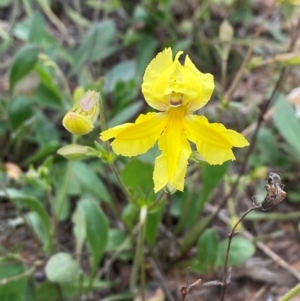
[219,20,234,44]
[57,144,90,160]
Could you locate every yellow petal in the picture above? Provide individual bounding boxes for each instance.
[153,107,192,192]
[100,112,168,156]
[183,115,249,165]
[62,112,94,135]
[182,55,215,112]
[142,48,176,111]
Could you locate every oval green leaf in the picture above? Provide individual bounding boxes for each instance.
[45,252,81,283]
[215,236,255,267]
[79,199,109,270]
[9,44,39,92]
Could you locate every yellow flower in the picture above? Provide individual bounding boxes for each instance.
[63,90,99,135]
[277,0,300,5]
[100,48,249,192]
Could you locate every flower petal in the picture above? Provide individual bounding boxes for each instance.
[182,55,215,112]
[183,115,249,165]
[100,112,167,156]
[153,108,192,192]
[142,48,176,111]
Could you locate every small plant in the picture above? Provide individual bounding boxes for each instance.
[1,1,300,301]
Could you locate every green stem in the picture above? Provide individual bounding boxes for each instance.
[56,136,77,220]
[77,274,84,301]
[278,283,300,301]
[109,161,138,207]
[47,189,58,253]
[130,206,147,299]
[56,160,73,220]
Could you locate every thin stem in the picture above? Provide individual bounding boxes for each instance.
[148,190,165,211]
[55,283,64,301]
[0,264,36,285]
[47,189,58,253]
[140,226,146,301]
[56,135,77,220]
[76,273,84,301]
[56,160,73,219]
[99,94,110,154]
[109,161,139,207]
[130,206,147,298]
[220,206,260,301]
[221,57,227,94]
[278,279,300,301]
[99,95,138,206]
[36,0,74,45]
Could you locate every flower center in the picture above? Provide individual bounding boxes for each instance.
[167,92,184,107]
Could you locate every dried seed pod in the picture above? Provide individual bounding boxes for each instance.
[261,182,287,211]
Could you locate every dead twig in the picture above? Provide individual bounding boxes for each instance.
[179,267,201,301]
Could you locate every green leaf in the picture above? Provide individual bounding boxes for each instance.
[64,5,92,28]
[107,101,143,128]
[72,205,86,255]
[257,126,280,164]
[9,44,39,92]
[7,96,34,130]
[34,111,59,146]
[0,0,11,7]
[0,257,26,301]
[23,141,59,166]
[273,94,300,154]
[215,236,255,267]
[106,229,130,252]
[0,189,53,253]
[121,159,154,193]
[29,12,45,43]
[179,216,212,255]
[183,162,229,227]
[34,65,63,109]
[136,35,158,77]
[201,162,229,208]
[145,208,163,248]
[26,211,50,250]
[72,161,111,204]
[45,252,81,283]
[103,60,136,93]
[71,20,116,74]
[122,203,138,230]
[197,228,219,272]
[34,83,63,109]
[79,199,109,270]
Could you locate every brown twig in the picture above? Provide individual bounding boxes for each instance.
[150,258,176,301]
[179,268,201,301]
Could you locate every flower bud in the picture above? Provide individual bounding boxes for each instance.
[57,144,89,160]
[219,20,234,44]
[62,90,100,135]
